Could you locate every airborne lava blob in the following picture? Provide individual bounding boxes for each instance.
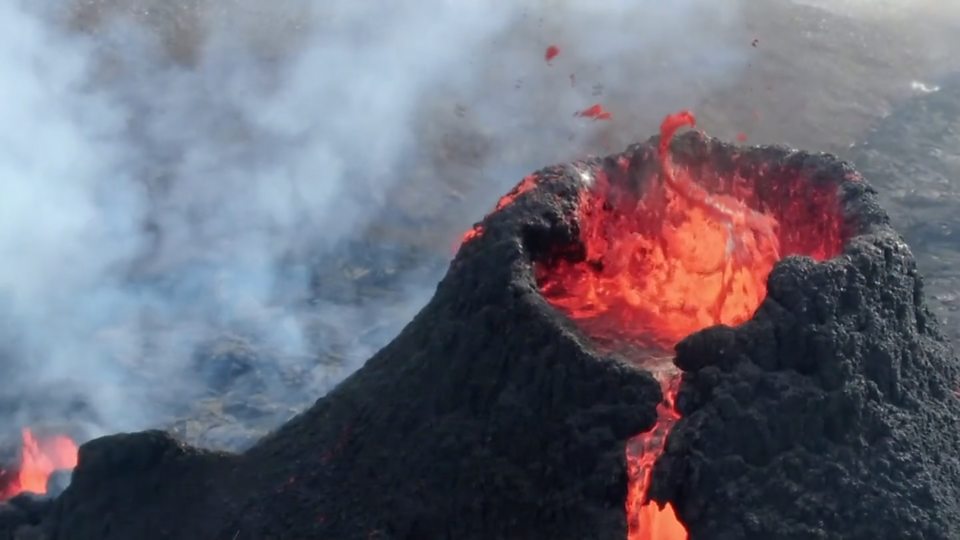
[535,111,845,539]
[0,429,79,500]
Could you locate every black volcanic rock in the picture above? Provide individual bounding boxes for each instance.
[0,494,53,540]
[0,503,31,540]
[649,150,960,538]
[38,131,960,540]
[43,149,665,539]
[46,431,231,539]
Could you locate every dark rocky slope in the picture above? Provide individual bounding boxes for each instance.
[45,152,666,540]
[651,143,960,538]
[7,131,958,540]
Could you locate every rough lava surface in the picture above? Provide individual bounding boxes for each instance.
[650,138,960,539]
[41,148,667,539]
[12,132,960,540]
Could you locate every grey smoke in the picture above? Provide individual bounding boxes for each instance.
[0,0,753,446]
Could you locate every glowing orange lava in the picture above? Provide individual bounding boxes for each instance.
[625,374,685,540]
[537,111,781,349]
[495,174,539,212]
[545,45,560,63]
[576,103,613,121]
[0,428,79,500]
[459,174,540,247]
[536,110,844,540]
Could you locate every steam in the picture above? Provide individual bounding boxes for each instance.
[5,0,958,453]
[0,0,756,447]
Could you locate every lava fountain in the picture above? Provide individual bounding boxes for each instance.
[0,428,79,500]
[534,111,846,539]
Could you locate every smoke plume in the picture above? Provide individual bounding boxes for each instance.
[0,0,751,446]
[11,0,954,449]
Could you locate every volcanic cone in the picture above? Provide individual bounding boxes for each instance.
[28,125,960,540]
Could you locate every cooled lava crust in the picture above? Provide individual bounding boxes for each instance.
[26,132,960,540]
[644,145,960,537]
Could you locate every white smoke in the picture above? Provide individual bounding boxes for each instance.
[0,1,149,435]
[0,0,753,444]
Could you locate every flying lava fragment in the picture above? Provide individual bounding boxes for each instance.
[0,429,79,500]
[576,103,612,121]
[545,45,560,63]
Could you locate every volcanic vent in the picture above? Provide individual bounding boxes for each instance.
[23,114,960,540]
[529,111,847,539]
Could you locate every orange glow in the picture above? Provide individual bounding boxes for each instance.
[494,174,539,212]
[545,45,560,63]
[624,374,685,540]
[459,224,484,246]
[537,111,781,348]
[0,428,79,500]
[576,103,613,121]
[632,498,686,540]
[458,174,540,248]
[535,110,845,540]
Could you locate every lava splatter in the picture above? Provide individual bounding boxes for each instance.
[576,103,612,121]
[458,174,540,248]
[545,45,560,63]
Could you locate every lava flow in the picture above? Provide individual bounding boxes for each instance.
[625,373,685,540]
[0,429,79,500]
[535,110,844,540]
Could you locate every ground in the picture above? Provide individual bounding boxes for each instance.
[164,0,960,453]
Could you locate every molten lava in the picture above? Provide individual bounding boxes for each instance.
[535,110,845,540]
[538,111,781,349]
[0,429,79,500]
[576,103,613,121]
[625,374,685,540]
[545,45,560,63]
[459,174,540,246]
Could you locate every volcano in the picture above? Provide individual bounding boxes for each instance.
[7,115,960,540]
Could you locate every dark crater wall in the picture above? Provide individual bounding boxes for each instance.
[650,149,960,539]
